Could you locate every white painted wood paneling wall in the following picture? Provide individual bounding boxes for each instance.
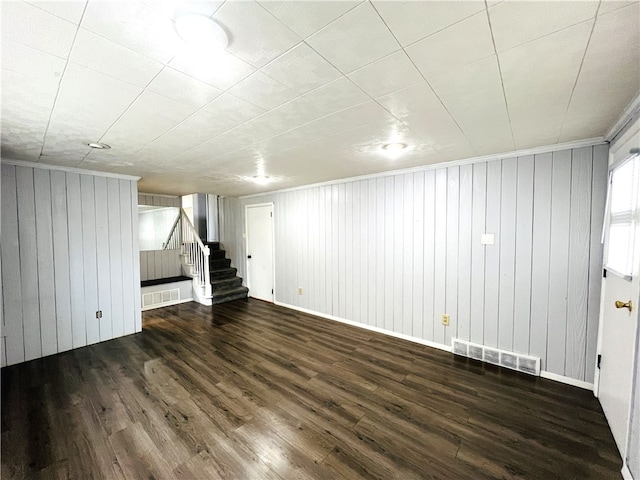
[138,193,181,207]
[137,193,182,282]
[1,164,141,366]
[220,145,608,383]
[139,250,182,281]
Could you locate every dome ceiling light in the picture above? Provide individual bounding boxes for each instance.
[175,13,228,51]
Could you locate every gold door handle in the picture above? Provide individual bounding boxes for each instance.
[615,300,633,311]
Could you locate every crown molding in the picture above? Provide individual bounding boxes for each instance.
[0,158,141,181]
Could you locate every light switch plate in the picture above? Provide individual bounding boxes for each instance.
[481,233,495,245]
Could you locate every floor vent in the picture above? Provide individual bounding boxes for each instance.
[143,288,180,309]
[452,338,541,376]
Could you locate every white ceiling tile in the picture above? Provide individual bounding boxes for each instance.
[227,71,299,110]
[147,67,223,108]
[70,28,164,87]
[1,1,77,58]
[213,1,301,68]
[261,42,342,94]
[489,1,598,52]
[560,3,640,142]
[303,77,370,114]
[258,1,363,39]
[406,12,493,80]
[151,92,266,153]
[141,0,225,20]
[2,66,61,161]
[306,2,400,74]
[26,1,86,24]
[347,50,423,98]
[2,41,66,83]
[81,1,180,63]
[598,0,638,15]
[372,1,485,47]
[169,49,256,90]
[499,21,592,147]
[430,56,513,154]
[200,92,266,128]
[100,91,197,152]
[44,63,142,149]
[377,83,476,156]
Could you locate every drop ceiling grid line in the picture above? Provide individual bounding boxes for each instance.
[39,1,90,162]
[399,5,487,50]
[368,0,478,157]
[555,2,602,143]
[207,0,226,19]
[79,65,170,166]
[484,0,516,151]
[134,0,472,162]
[256,0,366,41]
[24,1,87,26]
[146,35,374,164]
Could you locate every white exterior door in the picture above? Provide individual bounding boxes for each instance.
[246,204,274,302]
[596,119,640,474]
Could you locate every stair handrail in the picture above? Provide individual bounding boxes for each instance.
[179,209,211,297]
[162,210,182,250]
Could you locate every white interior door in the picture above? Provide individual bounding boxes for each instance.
[598,272,638,455]
[246,204,274,302]
[597,123,640,469]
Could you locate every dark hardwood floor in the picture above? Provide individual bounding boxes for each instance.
[2,299,622,479]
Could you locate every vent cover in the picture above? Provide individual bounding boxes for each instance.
[142,288,180,310]
[451,338,541,376]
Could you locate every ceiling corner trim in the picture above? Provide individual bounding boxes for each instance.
[606,92,640,143]
[0,159,142,182]
[239,136,607,199]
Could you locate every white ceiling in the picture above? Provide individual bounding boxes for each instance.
[2,0,639,196]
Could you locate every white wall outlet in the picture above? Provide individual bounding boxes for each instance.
[442,314,450,326]
[481,233,495,245]
[298,287,303,295]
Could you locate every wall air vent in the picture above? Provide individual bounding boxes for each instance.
[142,288,180,310]
[451,338,541,376]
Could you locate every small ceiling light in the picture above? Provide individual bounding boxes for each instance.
[382,142,407,152]
[175,13,228,51]
[252,175,271,185]
[87,142,111,150]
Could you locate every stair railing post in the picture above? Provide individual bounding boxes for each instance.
[203,245,211,297]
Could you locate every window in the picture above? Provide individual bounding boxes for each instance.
[604,153,640,278]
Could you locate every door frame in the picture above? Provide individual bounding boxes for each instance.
[244,202,276,302]
[594,144,640,478]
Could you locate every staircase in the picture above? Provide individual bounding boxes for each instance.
[205,242,249,304]
[164,209,248,306]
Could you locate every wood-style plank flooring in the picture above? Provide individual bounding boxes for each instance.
[2,299,622,479]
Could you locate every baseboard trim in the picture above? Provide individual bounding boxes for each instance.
[142,298,193,312]
[539,370,594,390]
[274,301,453,353]
[274,301,599,390]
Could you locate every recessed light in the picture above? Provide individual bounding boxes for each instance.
[382,143,407,152]
[87,142,111,150]
[175,13,228,51]
[252,175,271,185]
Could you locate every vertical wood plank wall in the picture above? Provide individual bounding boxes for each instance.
[137,193,182,281]
[138,193,181,208]
[220,145,608,384]
[1,164,141,366]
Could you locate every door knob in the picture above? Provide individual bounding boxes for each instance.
[615,300,632,311]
